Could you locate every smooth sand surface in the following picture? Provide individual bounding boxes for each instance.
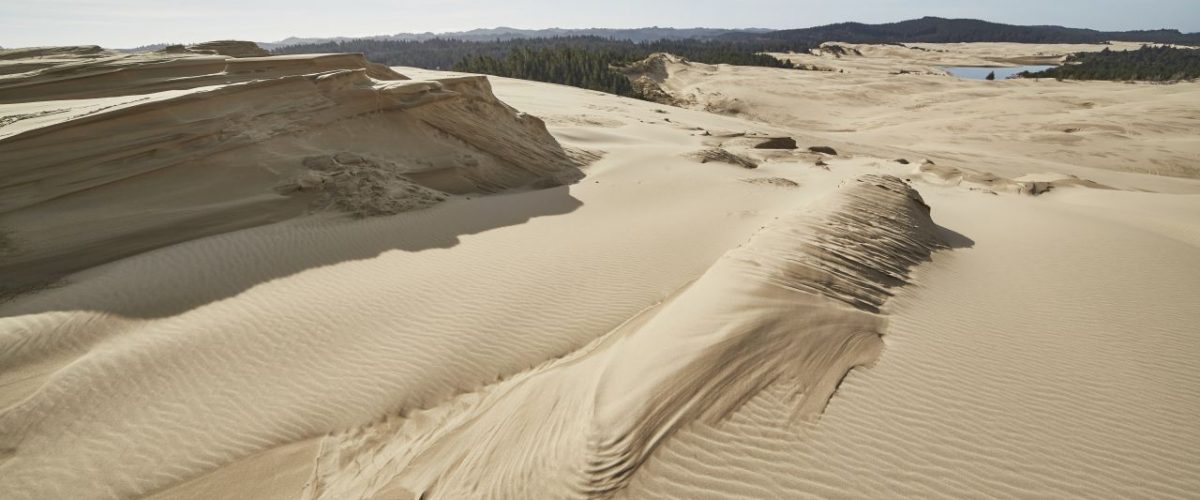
[2,43,1199,499]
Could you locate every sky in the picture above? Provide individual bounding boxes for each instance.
[2,0,1198,48]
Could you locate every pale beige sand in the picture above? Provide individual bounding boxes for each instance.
[626,46,1200,184]
[784,41,1154,73]
[0,59,840,499]
[2,42,1200,500]
[299,175,950,499]
[0,48,581,292]
[621,187,1200,499]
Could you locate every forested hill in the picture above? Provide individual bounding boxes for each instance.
[721,17,1200,45]
[263,19,1199,50]
[261,27,773,50]
[270,18,1200,98]
[273,36,806,96]
[1019,46,1200,81]
[272,37,806,70]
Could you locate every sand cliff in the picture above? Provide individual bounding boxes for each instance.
[0,47,582,292]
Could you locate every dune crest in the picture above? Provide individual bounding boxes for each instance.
[3,39,1198,500]
[301,175,950,499]
[0,47,583,292]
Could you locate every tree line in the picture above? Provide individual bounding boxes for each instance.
[1020,46,1200,81]
[452,47,639,96]
[271,36,810,97]
[722,17,1200,45]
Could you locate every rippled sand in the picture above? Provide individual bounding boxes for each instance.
[2,43,1199,499]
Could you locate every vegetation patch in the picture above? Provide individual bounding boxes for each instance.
[1019,46,1200,81]
[689,148,759,169]
[742,177,800,187]
[274,37,810,98]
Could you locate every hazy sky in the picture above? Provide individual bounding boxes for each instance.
[2,0,1198,48]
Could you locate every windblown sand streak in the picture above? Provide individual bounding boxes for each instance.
[303,175,950,499]
[619,189,1200,499]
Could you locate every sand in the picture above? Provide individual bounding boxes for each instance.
[2,42,1199,499]
[0,47,581,293]
[625,45,1200,184]
[787,41,1154,72]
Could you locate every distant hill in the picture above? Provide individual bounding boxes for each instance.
[123,18,1200,53]
[720,17,1200,45]
[259,27,774,50]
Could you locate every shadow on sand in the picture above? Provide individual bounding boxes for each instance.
[935,224,975,251]
[0,187,976,321]
[0,185,583,319]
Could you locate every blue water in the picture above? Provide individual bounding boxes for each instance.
[944,65,1055,80]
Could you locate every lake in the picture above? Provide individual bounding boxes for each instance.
[944,65,1056,80]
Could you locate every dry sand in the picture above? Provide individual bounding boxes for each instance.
[0,46,582,292]
[2,42,1199,499]
[626,44,1200,183]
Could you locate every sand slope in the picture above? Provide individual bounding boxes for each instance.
[0,47,581,293]
[624,45,1200,186]
[786,41,1154,73]
[621,187,1200,499]
[0,62,837,499]
[300,175,951,499]
[2,42,1199,500]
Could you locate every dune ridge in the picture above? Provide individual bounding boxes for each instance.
[621,46,1200,186]
[2,41,1198,500]
[0,48,404,103]
[0,75,811,500]
[300,174,950,499]
[0,48,583,292]
[619,188,1200,500]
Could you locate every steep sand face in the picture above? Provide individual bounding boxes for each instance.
[2,42,1200,500]
[0,48,581,293]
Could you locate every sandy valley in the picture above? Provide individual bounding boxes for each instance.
[1,39,1199,499]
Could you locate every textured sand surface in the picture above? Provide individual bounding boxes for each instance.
[300,175,950,499]
[620,187,1200,499]
[2,42,1199,499]
[0,47,581,292]
[626,45,1200,184]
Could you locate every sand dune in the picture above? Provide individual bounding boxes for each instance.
[621,187,1200,499]
[623,45,1200,186]
[300,175,952,499]
[2,41,1199,500]
[790,41,1152,74]
[0,47,582,293]
[1,61,829,499]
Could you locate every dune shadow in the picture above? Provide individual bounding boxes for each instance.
[935,224,975,250]
[1,190,970,320]
[0,185,583,319]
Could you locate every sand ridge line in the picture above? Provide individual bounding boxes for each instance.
[301,175,957,499]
